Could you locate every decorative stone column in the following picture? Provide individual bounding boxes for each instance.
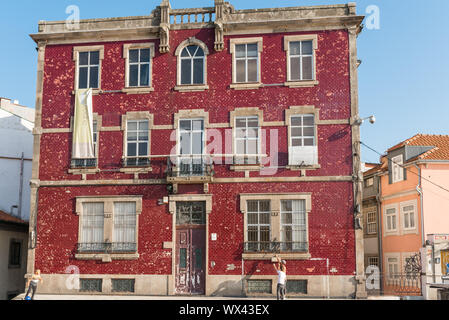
[159,0,171,53]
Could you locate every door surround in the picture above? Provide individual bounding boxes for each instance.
[168,194,212,295]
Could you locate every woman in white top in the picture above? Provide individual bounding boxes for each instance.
[273,256,287,300]
[25,269,43,300]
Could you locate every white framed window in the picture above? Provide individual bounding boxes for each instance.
[391,155,404,183]
[73,46,104,91]
[365,177,374,187]
[80,202,104,251]
[235,116,260,165]
[280,200,308,252]
[246,200,271,252]
[125,119,150,167]
[385,206,397,233]
[288,40,314,81]
[367,256,379,268]
[235,43,259,83]
[113,202,137,252]
[290,115,315,147]
[284,35,318,87]
[230,38,263,89]
[387,257,400,280]
[76,196,142,260]
[178,118,205,176]
[366,211,377,235]
[401,201,417,231]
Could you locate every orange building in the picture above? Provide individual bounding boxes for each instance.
[365,134,449,298]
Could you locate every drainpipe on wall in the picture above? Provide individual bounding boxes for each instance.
[414,163,426,297]
[376,173,383,293]
[18,152,24,219]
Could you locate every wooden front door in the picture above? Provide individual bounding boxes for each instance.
[175,202,206,295]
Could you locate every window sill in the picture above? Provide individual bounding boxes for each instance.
[242,252,311,260]
[71,89,102,95]
[167,175,213,184]
[284,80,319,88]
[68,168,100,175]
[230,83,263,90]
[286,164,320,171]
[75,253,139,262]
[230,164,263,172]
[119,167,153,174]
[174,85,209,92]
[122,87,154,94]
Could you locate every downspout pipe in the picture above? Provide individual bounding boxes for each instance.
[414,164,425,247]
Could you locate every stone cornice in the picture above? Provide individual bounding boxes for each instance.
[30,2,364,45]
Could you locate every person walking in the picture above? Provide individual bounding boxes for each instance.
[25,269,43,300]
[273,256,287,300]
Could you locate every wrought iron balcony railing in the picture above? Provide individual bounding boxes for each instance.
[243,242,309,253]
[71,158,97,169]
[121,156,151,168]
[77,242,137,254]
[167,155,214,178]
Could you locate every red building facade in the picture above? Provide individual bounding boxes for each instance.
[27,1,366,297]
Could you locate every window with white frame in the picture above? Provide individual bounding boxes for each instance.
[385,207,397,232]
[365,177,374,187]
[76,197,141,257]
[368,256,379,268]
[235,116,260,165]
[402,204,416,230]
[179,119,205,176]
[366,211,377,235]
[280,200,308,252]
[246,200,271,252]
[113,202,137,252]
[387,257,400,280]
[128,48,151,87]
[288,40,314,81]
[290,115,315,147]
[80,202,105,252]
[125,120,150,167]
[180,45,205,85]
[391,155,404,183]
[78,51,100,89]
[234,43,259,83]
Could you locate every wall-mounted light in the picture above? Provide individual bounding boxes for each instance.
[354,115,376,126]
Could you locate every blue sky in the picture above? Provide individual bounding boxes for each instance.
[0,0,448,163]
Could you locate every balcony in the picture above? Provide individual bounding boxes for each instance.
[77,242,137,254]
[166,155,214,184]
[71,158,97,169]
[121,156,151,168]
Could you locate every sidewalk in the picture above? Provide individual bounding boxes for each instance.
[12,293,401,301]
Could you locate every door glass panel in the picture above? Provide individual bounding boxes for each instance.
[180,248,187,269]
[195,248,202,269]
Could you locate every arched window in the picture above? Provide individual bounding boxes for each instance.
[175,38,209,91]
[180,45,205,85]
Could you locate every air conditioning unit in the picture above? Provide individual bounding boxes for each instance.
[289,146,318,166]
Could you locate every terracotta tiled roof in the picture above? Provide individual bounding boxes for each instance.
[0,210,28,225]
[387,134,449,161]
[363,163,382,176]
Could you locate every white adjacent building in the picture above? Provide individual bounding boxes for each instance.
[0,98,34,221]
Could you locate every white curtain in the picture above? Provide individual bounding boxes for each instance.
[114,202,136,244]
[72,89,95,159]
[82,202,104,244]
